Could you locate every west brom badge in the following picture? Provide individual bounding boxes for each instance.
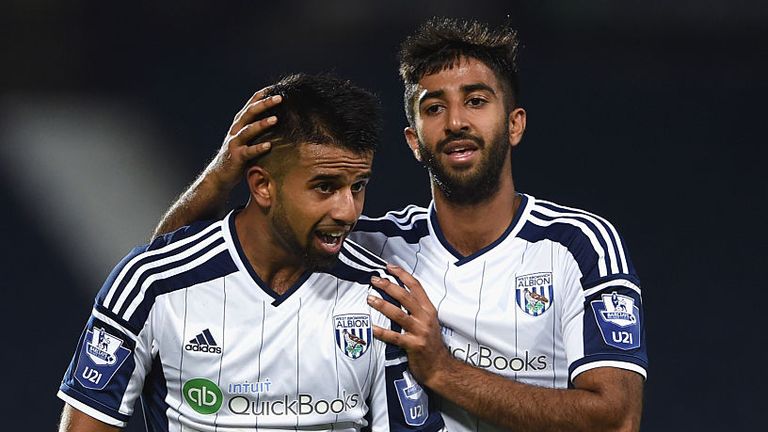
[334,314,372,359]
[515,272,554,316]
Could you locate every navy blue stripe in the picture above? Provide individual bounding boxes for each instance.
[59,384,132,424]
[518,219,603,286]
[141,354,169,432]
[107,226,221,311]
[127,248,237,330]
[536,201,627,271]
[330,248,388,286]
[353,216,429,244]
[433,194,529,266]
[530,208,614,274]
[115,236,226,317]
[535,202,623,272]
[344,241,388,267]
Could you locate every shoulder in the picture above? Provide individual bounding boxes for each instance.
[353,204,430,244]
[519,196,638,285]
[95,219,236,332]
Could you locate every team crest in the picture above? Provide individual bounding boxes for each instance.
[515,272,554,316]
[334,314,372,359]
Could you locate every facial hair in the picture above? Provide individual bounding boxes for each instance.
[417,127,510,206]
[271,195,339,272]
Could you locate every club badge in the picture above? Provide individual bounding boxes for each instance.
[334,314,372,359]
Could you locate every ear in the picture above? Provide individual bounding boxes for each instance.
[404,126,422,161]
[508,107,527,148]
[245,165,274,209]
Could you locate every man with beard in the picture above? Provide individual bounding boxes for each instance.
[151,19,648,432]
[56,74,445,432]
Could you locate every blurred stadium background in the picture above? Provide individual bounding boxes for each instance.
[2,1,765,430]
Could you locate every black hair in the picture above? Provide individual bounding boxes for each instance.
[399,17,521,126]
[257,73,381,155]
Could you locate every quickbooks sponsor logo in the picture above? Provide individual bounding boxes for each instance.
[183,378,223,414]
[228,391,360,416]
[449,344,548,372]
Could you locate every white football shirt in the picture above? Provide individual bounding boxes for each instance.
[58,210,445,432]
[352,193,648,432]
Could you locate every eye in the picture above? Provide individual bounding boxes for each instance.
[315,183,334,193]
[467,97,487,107]
[424,104,444,115]
[351,180,368,193]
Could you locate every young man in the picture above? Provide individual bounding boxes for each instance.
[57,74,445,432]
[152,18,648,432]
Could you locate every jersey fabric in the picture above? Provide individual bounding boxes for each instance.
[352,193,648,432]
[58,210,445,432]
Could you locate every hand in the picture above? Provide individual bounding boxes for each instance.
[205,86,283,191]
[368,264,452,387]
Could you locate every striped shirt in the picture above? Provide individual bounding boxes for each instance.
[58,210,445,432]
[352,193,648,432]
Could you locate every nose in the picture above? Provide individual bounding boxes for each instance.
[445,105,470,134]
[330,188,359,226]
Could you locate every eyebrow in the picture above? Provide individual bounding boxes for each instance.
[418,83,497,106]
[308,172,372,182]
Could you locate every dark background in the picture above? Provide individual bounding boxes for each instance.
[2,1,765,430]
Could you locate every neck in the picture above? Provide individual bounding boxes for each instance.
[235,205,307,295]
[431,169,519,257]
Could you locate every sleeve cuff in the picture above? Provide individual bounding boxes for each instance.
[570,359,647,382]
[57,389,128,428]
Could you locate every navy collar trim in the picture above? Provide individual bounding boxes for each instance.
[228,210,312,306]
[430,193,529,266]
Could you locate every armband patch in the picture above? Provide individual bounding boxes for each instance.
[394,371,428,426]
[590,291,641,350]
[74,326,131,390]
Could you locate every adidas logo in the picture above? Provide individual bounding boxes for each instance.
[184,329,222,354]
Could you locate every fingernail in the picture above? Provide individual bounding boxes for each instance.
[367,295,377,304]
[370,276,381,283]
[261,142,271,148]
[272,95,282,102]
[386,264,400,270]
[267,116,277,124]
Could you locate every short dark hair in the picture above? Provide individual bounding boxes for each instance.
[399,17,521,126]
[257,73,381,155]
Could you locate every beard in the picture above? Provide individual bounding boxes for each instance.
[417,126,510,206]
[271,197,339,272]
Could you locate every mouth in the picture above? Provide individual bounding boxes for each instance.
[313,229,346,255]
[442,139,480,163]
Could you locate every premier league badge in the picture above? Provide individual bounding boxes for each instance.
[515,272,554,317]
[591,291,641,350]
[394,370,429,426]
[334,314,372,359]
[75,326,131,390]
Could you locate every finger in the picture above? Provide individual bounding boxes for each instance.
[241,142,272,160]
[370,276,420,315]
[230,95,283,135]
[386,264,433,309]
[367,294,414,328]
[242,85,275,108]
[231,115,278,146]
[371,325,407,347]
[231,87,273,127]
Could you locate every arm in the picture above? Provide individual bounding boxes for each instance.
[151,86,282,239]
[59,404,120,432]
[369,265,644,432]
